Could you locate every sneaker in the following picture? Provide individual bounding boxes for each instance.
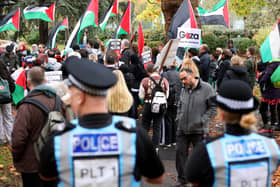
[155,148,159,154]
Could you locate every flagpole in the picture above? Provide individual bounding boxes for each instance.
[129,0,132,41]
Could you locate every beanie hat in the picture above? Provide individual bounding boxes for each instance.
[212,80,259,114]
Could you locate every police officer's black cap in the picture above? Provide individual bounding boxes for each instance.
[211,80,259,114]
[64,56,117,96]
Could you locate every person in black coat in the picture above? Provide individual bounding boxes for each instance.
[119,54,147,119]
[222,55,250,86]
[120,39,134,64]
[216,49,232,89]
[162,61,182,146]
[198,44,211,82]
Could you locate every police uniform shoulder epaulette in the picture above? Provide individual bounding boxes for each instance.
[115,121,136,133]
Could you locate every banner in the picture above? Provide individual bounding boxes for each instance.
[155,39,179,72]
[141,51,153,69]
[108,39,121,58]
[177,28,201,48]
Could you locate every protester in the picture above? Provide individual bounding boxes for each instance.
[120,39,134,64]
[222,55,250,85]
[30,44,38,56]
[162,61,181,147]
[107,70,133,116]
[46,50,62,71]
[1,44,18,73]
[209,54,218,88]
[244,46,257,89]
[198,44,211,82]
[0,61,15,145]
[12,67,65,187]
[215,47,223,64]
[87,40,99,55]
[39,57,165,186]
[228,39,237,55]
[259,60,280,131]
[79,48,89,59]
[105,50,119,70]
[175,68,216,186]
[139,63,169,151]
[186,80,279,187]
[152,46,159,64]
[186,48,201,74]
[120,54,147,119]
[180,58,200,78]
[38,44,46,54]
[216,49,232,89]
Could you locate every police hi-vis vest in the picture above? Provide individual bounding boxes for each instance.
[54,115,140,187]
[206,133,280,187]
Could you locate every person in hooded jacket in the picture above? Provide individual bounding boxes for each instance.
[216,49,232,89]
[119,54,147,119]
[222,55,250,86]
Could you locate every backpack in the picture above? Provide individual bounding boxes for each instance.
[271,65,280,88]
[0,78,11,104]
[150,77,167,114]
[19,95,65,161]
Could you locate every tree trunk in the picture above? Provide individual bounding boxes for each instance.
[39,0,49,44]
[161,0,201,40]
[39,20,49,44]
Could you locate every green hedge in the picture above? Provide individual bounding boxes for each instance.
[202,32,256,54]
[232,37,257,54]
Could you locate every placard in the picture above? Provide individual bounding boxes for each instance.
[45,71,63,83]
[141,51,153,69]
[108,39,121,58]
[177,28,201,48]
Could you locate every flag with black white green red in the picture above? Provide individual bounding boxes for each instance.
[65,0,99,49]
[198,0,229,28]
[168,0,197,39]
[46,17,68,49]
[100,0,118,32]
[260,19,280,63]
[0,8,20,32]
[24,2,55,22]
[12,70,27,105]
[115,0,130,38]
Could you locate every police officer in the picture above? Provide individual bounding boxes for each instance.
[39,56,164,187]
[186,80,280,187]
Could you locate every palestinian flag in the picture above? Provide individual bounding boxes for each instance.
[12,70,27,105]
[24,2,55,22]
[260,19,280,63]
[46,18,68,49]
[115,0,130,38]
[198,0,229,28]
[100,0,118,32]
[138,23,144,56]
[168,0,197,39]
[0,8,20,32]
[65,0,99,49]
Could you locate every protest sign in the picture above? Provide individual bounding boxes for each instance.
[45,71,63,83]
[108,39,121,58]
[177,28,201,48]
[141,51,153,69]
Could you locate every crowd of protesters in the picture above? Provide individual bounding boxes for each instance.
[0,36,279,187]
